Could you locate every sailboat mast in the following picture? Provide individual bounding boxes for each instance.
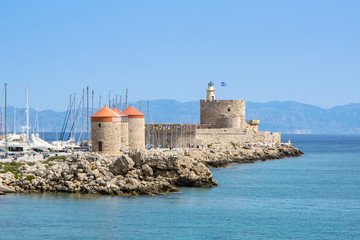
[92,90,94,115]
[36,108,39,135]
[82,88,84,142]
[73,93,76,140]
[119,95,122,111]
[87,86,89,141]
[125,89,128,108]
[99,96,101,110]
[13,106,16,134]
[25,88,29,143]
[147,101,150,146]
[5,83,7,156]
[108,90,111,107]
[69,94,72,140]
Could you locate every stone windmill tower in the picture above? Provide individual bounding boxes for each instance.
[122,105,145,151]
[112,107,129,151]
[91,105,122,154]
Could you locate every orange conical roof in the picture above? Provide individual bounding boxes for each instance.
[122,105,145,118]
[91,105,121,122]
[112,107,128,117]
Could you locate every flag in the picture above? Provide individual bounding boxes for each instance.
[221,82,227,87]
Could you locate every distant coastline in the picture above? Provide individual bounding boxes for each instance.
[4,100,360,134]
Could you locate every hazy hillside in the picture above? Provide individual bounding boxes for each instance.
[3,100,360,135]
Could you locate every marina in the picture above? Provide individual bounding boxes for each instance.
[0,84,90,157]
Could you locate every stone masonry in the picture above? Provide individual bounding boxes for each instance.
[91,121,122,154]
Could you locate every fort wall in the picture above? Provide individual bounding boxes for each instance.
[194,129,281,145]
[145,123,281,148]
[145,124,199,148]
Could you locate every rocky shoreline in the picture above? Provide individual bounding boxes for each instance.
[0,143,302,196]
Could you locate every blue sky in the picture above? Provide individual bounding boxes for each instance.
[0,0,359,111]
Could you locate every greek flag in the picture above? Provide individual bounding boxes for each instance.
[221,82,227,87]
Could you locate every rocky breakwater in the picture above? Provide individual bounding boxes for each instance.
[0,152,217,196]
[0,142,302,196]
[184,142,303,167]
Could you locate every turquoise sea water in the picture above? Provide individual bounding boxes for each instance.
[1,134,360,239]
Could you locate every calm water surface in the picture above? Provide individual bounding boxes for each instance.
[1,134,359,239]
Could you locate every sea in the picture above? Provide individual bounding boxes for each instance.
[0,134,359,240]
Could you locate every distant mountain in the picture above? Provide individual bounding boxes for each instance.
[246,101,360,134]
[2,100,360,134]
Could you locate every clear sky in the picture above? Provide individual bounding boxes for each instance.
[0,0,359,111]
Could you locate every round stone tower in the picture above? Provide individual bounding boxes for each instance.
[206,81,216,101]
[200,82,246,129]
[112,107,129,150]
[91,105,122,154]
[122,105,145,151]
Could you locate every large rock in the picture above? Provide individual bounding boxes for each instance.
[130,150,146,167]
[141,164,153,177]
[0,185,16,193]
[109,155,135,175]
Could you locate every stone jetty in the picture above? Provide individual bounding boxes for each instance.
[0,143,302,196]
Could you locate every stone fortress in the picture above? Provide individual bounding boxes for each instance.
[91,82,280,154]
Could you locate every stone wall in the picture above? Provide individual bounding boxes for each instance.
[91,121,122,154]
[146,123,281,148]
[145,124,200,148]
[200,100,246,129]
[121,122,129,150]
[194,128,281,145]
[128,118,145,150]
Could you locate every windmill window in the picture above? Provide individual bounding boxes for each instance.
[228,108,231,112]
[98,123,101,128]
[98,141,103,151]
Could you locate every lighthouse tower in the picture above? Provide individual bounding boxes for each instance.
[91,105,122,154]
[206,81,216,101]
